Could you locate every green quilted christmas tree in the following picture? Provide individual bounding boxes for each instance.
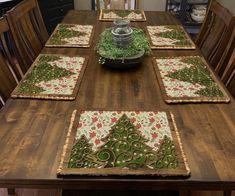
[167,57,224,97]
[18,55,74,94]
[155,136,178,169]
[68,114,178,170]
[68,135,103,168]
[95,114,157,169]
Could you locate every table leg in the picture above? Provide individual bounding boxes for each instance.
[179,190,190,196]
[7,188,16,196]
[224,190,231,196]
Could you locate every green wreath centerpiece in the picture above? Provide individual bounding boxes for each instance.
[96,27,151,69]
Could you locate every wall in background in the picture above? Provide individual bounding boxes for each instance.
[74,0,166,11]
[139,0,166,11]
[74,0,91,10]
[218,0,235,15]
[73,0,235,14]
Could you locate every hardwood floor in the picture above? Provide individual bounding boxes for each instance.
[0,189,61,196]
[0,189,234,196]
[181,191,235,196]
[62,190,179,196]
[62,190,235,196]
[64,190,178,196]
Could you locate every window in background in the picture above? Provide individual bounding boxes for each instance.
[94,0,138,10]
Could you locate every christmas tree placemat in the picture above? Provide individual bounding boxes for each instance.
[11,54,87,100]
[147,25,196,49]
[45,24,94,47]
[99,9,146,21]
[57,110,190,177]
[153,56,230,103]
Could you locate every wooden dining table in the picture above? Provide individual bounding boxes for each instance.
[0,10,234,195]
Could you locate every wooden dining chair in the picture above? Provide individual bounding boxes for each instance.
[6,0,49,74]
[216,26,235,80]
[0,16,23,80]
[96,0,139,10]
[226,64,235,99]
[0,61,16,108]
[208,25,235,99]
[195,0,235,70]
[221,47,235,98]
[0,17,19,109]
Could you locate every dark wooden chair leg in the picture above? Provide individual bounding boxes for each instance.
[224,190,232,196]
[7,188,16,196]
[179,190,190,196]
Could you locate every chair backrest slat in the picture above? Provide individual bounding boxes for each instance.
[212,26,235,99]
[0,16,24,108]
[196,0,234,69]
[0,17,22,81]
[0,55,17,102]
[6,0,49,74]
[221,48,235,87]
[217,27,235,81]
[225,53,235,87]
[226,67,235,99]
[0,33,22,81]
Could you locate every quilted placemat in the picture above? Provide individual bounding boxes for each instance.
[153,56,230,103]
[147,25,196,49]
[11,54,87,100]
[45,24,94,47]
[99,9,146,21]
[57,110,190,177]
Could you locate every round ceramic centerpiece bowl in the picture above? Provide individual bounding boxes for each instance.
[192,8,206,15]
[191,12,205,23]
[111,19,133,48]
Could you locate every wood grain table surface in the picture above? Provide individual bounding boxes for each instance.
[0,10,234,191]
